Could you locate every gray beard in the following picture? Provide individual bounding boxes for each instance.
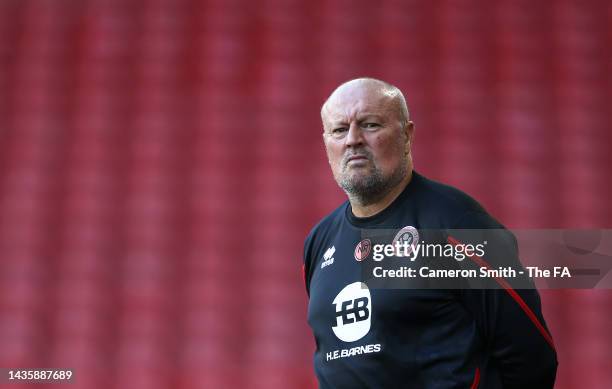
[339,162,407,207]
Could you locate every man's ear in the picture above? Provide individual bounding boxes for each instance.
[404,121,415,149]
[322,127,330,144]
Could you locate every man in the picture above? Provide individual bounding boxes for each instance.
[303,78,557,388]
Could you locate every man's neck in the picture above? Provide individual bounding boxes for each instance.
[349,170,413,218]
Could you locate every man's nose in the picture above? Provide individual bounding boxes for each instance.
[345,123,364,147]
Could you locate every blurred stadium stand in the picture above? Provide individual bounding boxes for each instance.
[0,0,610,388]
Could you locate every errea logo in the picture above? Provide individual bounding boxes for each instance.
[321,246,335,269]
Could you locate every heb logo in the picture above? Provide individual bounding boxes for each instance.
[332,282,372,342]
[354,239,371,261]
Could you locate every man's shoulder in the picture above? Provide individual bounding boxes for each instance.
[417,173,484,212]
[304,201,348,245]
[302,202,348,292]
[414,173,502,228]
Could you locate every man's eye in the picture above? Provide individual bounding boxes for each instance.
[333,128,348,133]
[364,123,380,129]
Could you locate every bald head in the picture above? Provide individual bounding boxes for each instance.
[321,78,410,130]
[320,78,415,209]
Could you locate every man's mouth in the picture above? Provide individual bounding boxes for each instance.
[344,155,370,169]
[346,155,368,163]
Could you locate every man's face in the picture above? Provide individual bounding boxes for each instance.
[322,82,412,203]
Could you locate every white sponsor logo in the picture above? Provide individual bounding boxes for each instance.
[332,282,372,342]
[326,344,381,361]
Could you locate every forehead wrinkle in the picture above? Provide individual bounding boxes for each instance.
[324,96,392,124]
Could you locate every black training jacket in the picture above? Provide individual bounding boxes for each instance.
[303,171,558,388]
